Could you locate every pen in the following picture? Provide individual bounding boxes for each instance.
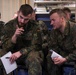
[6,57,10,59]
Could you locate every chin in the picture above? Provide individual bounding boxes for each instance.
[20,23,25,26]
[18,24,24,28]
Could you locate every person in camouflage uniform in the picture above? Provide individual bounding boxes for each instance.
[62,7,71,21]
[2,4,49,75]
[62,7,76,23]
[47,8,76,75]
[0,22,4,49]
[31,10,49,57]
[31,10,49,74]
[0,13,5,75]
[0,13,5,49]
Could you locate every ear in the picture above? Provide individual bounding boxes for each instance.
[61,17,65,22]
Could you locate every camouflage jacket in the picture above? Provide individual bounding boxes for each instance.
[0,21,5,38]
[49,21,76,62]
[0,21,5,46]
[2,18,49,56]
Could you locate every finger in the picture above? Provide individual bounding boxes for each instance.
[10,55,17,63]
[9,56,14,63]
[54,60,62,65]
[54,62,59,64]
[19,27,24,32]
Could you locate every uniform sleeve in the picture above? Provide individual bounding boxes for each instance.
[37,21,50,57]
[65,27,76,62]
[2,22,16,52]
[20,24,42,55]
[38,21,49,50]
[20,21,49,56]
[48,30,60,53]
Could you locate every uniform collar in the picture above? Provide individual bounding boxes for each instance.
[63,21,70,36]
[55,21,70,38]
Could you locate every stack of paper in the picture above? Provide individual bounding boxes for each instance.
[0,52,17,74]
[50,50,63,59]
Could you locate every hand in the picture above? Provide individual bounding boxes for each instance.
[14,27,24,37]
[11,27,24,43]
[52,57,67,65]
[9,51,22,63]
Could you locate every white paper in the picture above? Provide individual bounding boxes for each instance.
[50,50,63,59]
[0,52,17,74]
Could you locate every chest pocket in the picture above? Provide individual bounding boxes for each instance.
[57,34,74,53]
[25,31,33,40]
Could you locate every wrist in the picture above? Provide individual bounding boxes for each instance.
[20,50,23,55]
[11,35,17,43]
[63,58,67,63]
[18,51,22,56]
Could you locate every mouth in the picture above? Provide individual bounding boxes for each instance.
[18,23,25,27]
[53,26,56,29]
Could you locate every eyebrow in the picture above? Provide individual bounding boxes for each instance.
[20,15,29,20]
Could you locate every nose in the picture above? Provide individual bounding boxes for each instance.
[50,21,53,25]
[21,19,25,23]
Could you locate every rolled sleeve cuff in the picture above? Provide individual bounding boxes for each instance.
[20,49,28,55]
[65,56,72,62]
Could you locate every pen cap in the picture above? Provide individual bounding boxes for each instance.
[49,49,53,55]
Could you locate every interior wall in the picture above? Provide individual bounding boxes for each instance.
[0,0,25,23]
[29,0,34,8]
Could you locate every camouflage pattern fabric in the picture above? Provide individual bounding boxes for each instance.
[2,18,49,75]
[47,21,76,75]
